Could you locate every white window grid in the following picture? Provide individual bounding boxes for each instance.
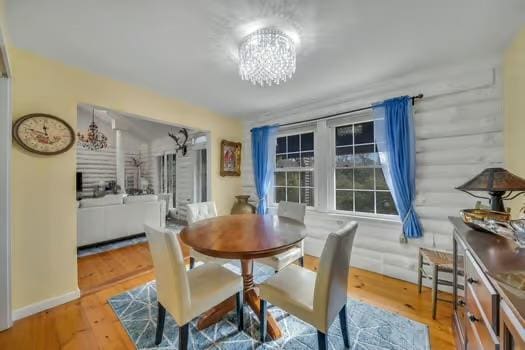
[274,132,315,207]
[334,121,396,216]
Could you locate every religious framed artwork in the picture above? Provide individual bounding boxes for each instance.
[220,140,241,176]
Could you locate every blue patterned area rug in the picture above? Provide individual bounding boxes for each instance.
[108,263,430,350]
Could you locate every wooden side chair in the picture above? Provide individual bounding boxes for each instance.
[259,221,358,350]
[417,247,464,319]
[258,201,307,272]
[186,201,230,268]
[145,225,244,349]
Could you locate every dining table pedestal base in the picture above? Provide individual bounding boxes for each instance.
[195,259,282,340]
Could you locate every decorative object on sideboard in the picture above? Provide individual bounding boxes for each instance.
[460,209,525,247]
[77,106,108,151]
[168,128,188,156]
[93,180,107,198]
[106,180,121,194]
[231,195,256,214]
[460,208,511,233]
[456,167,525,212]
[220,140,241,176]
[130,153,145,189]
[13,113,75,155]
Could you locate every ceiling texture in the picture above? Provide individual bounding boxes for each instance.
[6,0,525,119]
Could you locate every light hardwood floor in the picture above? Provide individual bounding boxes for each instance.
[0,242,455,349]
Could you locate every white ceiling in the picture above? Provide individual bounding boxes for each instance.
[78,104,186,142]
[7,0,525,119]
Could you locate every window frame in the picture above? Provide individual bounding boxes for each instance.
[271,129,317,209]
[267,115,399,222]
[329,118,398,219]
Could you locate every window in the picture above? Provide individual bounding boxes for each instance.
[334,121,397,215]
[158,153,176,198]
[195,149,207,202]
[274,132,315,206]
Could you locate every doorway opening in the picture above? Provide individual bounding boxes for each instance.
[75,104,210,294]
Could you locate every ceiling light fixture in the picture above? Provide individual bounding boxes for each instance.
[238,27,296,87]
[77,107,108,151]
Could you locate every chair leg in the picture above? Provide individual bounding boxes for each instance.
[189,257,195,269]
[155,302,166,345]
[178,323,189,350]
[317,331,327,350]
[417,250,423,294]
[339,305,349,348]
[259,299,267,343]
[236,291,244,331]
[299,256,304,267]
[432,264,438,320]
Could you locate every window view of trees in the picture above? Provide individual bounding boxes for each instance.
[271,121,396,217]
[274,132,315,207]
[335,121,397,215]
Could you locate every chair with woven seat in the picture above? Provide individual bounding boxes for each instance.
[145,225,244,349]
[186,201,230,268]
[259,221,358,350]
[417,247,464,319]
[258,201,306,271]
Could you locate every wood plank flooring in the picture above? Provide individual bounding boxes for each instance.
[0,242,455,349]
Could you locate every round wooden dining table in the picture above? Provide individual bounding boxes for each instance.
[179,214,306,340]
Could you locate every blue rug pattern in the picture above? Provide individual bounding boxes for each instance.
[108,263,430,349]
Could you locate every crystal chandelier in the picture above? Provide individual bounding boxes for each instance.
[77,107,108,151]
[239,27,296,86]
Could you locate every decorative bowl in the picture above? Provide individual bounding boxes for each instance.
[510,220,525,245]
[460,209,511,232]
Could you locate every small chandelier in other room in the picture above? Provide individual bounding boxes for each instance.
[239,27,296,87]
[77,107,108,151]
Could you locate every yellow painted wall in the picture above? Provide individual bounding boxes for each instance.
[504,27,525,218]
[9,47,243,310]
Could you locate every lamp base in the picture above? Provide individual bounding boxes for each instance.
[489,191,505,212]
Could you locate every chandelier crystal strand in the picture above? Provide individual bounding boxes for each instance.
[239,27,296,87]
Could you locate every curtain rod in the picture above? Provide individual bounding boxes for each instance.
[279,93,424,128]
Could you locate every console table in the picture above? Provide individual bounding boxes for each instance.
[451,217,525,349]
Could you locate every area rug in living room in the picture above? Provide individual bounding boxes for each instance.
[108,263,430,350]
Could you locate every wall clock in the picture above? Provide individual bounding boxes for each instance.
[12,113,75,155]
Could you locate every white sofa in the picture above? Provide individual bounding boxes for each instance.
[77,194,166,247]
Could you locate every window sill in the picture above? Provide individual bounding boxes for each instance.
[268,204,401,225]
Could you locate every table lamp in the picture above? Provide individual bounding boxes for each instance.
[456,168,525,212]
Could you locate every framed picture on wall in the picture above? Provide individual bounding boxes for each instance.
[220,140,241,176]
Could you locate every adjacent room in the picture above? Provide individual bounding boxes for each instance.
[75,105,209,293]
[1,1,525,349]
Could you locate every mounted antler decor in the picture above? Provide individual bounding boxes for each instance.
[168,128,189,156]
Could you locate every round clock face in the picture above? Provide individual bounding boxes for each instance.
[13,114,75,155]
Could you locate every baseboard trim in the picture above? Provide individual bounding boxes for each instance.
[12,289,80,321]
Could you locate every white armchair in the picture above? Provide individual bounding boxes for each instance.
[186,201,230,268]
[259,221,358,349]
[258,201,306,271]
[145,225,244,349]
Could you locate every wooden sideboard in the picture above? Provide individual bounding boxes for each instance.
[451,217,525,349]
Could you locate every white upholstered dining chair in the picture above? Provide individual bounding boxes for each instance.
[145,225,244,349]
[258,201,306,271]
[186,201,230,268]
[258,221,358,350]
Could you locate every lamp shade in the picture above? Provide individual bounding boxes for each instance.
[456,167,525,212]
[456,168,525,192]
